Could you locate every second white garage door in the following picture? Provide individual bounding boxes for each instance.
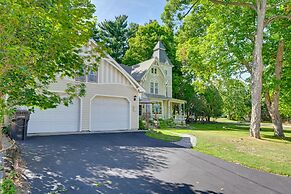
[91,96,130,130]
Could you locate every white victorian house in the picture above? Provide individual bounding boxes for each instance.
[26,40,186,135]
[121,41,186,123]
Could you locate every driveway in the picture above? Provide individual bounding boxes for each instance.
[19,133,291,194]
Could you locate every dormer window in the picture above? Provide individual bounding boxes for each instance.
[75,68,98,83]
[88,70,98,82]
[75,73,86,82]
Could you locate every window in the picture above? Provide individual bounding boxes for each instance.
[150,82,159,94]
[88,70,98,82]
[75,68,98,83]
[152,102,162,114]
[155,83,159,94]
[151,68,154,74]
[151,68,157,74]
[150,82,154,94]
[75,70,86,82]
[154,68,157,74]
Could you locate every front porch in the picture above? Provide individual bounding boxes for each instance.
[139,97,186,124]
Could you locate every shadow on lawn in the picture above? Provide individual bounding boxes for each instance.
[261,134,291,143]
[188,123,250,132]
[187,122,291,135]
[18,133,203,194]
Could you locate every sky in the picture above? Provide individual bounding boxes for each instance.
[91,0,166,24]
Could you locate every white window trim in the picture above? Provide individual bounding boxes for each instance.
[154,82,159,94]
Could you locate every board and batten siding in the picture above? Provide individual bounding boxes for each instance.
[141,66,167,96]
[49,58,140,131]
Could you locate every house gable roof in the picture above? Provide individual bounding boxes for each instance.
[131,58,156,81]
[120,41,173,82]
[88,39,145,92]
[120,58,156,82]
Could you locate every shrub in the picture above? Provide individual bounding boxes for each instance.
[159,119,175,129]
[2,126,11,135]
[139,119,148,130]
[1,175,15,194]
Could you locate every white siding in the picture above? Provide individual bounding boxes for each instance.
[46,58,139,132]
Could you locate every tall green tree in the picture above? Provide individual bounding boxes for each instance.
[219,79,251,121]
[122,20,176,66]
[163,0,291,139]
[0,0,96,147]
[203,85,224,121]
[263,15,291,137]
[93,15,138,63]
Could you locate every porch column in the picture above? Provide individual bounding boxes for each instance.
[168,101,171,118]
[161,101,164,119]
[179,104,182,116]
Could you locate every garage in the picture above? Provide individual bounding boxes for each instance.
[91,96,130,131]
[28,99,80,134]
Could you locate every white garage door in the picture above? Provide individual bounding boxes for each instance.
[28,99,80,133]
[91,96,130,130]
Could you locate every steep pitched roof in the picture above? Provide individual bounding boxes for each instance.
[152,41,172,65]
[120,58,155,82]
[120,41,172,82]
[153,41,166,51]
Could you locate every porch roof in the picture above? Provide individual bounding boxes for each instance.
[140,94,186,104]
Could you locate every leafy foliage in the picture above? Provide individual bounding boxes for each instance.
[163,0,291,129]
[139,119,148,130]
[1,171,16,194]
[93,15,138,63]
[263,16,291,119]
[0,0,96,117]
[159,118,175,128]
[187,84,223,122]
[219,79,251,121]
[122,21,176,66]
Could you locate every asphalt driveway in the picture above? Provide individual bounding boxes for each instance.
[19,133,291,194]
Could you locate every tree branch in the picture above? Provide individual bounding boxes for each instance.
[264,15,291,27]
[209,0,257,11]
[181,0,199,19]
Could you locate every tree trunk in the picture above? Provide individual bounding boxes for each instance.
[250,0,267,139]
[265,40,285,138]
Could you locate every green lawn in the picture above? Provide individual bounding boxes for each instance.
[145,130,182,142]
[155,122,291,176]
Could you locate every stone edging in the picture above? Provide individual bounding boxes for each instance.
[169,132,197,148]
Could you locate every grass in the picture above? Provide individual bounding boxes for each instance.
[155,122,291,176]
[145,130,182,142]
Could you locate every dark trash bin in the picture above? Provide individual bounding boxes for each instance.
[10,110,30,140]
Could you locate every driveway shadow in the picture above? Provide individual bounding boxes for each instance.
[18,133,199,193]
